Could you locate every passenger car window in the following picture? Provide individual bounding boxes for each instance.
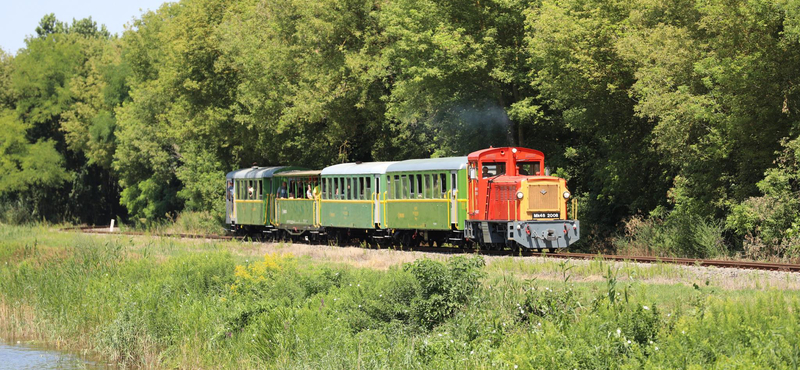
[424,174,432,199]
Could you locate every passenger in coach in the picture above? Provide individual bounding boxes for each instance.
[278,182,288,198]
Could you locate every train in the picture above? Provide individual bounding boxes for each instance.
[225,147,580,251]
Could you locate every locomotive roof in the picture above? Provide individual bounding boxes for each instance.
[321,162,397,176]
[386,156,468,172]
[226,166,287,179]
[467,147,544,161]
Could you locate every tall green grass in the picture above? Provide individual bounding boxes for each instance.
[614,213,728,258]
[123,210,226,236]
[1,224,799,368]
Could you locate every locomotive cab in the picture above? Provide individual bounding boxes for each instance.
[465,147,580,250]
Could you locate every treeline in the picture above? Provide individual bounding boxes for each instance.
[1,0,799,258]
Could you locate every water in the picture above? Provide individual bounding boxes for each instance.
[0,341,104,370]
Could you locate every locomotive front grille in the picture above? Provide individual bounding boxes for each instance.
[528,184,559,211]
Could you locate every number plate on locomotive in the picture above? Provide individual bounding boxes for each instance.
[532,212,560,218]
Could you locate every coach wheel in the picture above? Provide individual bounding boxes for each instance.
[412,233,422,248]
[400,232,412,248]
[329,230,342,246]
[364,236,377,248]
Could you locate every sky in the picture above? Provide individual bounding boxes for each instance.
[1,0,169,54]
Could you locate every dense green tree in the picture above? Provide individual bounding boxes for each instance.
[0,110,68,194]
[35,13,68,37]
[217,0,391,165]
[526,0,671,232]
[0,50,13,108]
[376,0,559,158]
[4,14,122,223]
[60,37,125,169]
[115,0,241,218]
[620,0,800,221]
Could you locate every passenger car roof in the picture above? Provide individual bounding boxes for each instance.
[226,166,287,179]
[386,157,468,173]
[321,162,397,176]
[275,170,322,177]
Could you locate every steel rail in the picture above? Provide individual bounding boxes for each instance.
[62,225,237,240]
[405,247,800,273]
[63,226,800,273]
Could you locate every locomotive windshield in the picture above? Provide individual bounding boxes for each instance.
[517,161,541,176]
[481,163,505,178]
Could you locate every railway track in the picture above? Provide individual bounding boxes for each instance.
[63,226,800,273]
[400,246,800,272]
[62,225,237,240]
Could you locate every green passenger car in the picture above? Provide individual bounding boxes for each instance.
[225,166,301,230]
[319,162,396,229]
[384,157,469,231]
[273,170,321,230]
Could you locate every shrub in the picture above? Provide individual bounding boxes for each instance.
[403,256,486,329]
[614,209,727,258]
[618,304,661,346]
[519,285,579,327]
[167,210,226,235]
[726,137,800,259]
[0,197,35,224]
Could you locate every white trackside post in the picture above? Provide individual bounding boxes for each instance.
[110,219,115,232]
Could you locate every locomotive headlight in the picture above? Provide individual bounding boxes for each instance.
[562,191,571,199]
[516,191,524,199]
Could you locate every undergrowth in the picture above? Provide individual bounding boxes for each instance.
[1,224,799,369]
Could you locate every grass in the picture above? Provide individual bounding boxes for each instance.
[2,223,800,368]
[108,210,227,236]
[613,214,729,259]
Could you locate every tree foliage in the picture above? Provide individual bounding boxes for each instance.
[3,1,800,256]
[0,110,68,194]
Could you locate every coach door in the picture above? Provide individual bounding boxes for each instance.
[450,171,458,227]
[373,175,382,227]
[226,179,234,223]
